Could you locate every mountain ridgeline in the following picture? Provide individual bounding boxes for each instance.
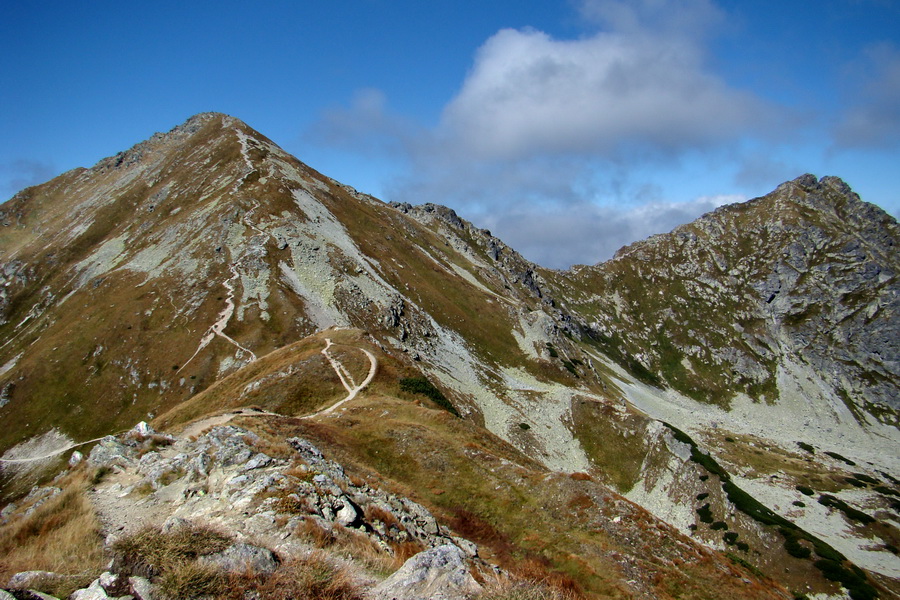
[1,113,898,599]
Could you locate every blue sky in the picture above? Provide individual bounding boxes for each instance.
[2,0,899,268]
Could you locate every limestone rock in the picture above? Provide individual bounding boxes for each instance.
[127,577,154,600]
[372,544,482,600]
[69,579,110,600]
[68,450,83,467]
[199,543,278,575]
[3,591,59,600]
[7,572,57,589]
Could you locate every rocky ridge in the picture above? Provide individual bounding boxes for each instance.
[2,419,489,600]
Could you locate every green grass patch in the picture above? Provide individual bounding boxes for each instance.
[399,376,459,417]
[796,441,815,454]
[817,495,875,525]
[824,451,856,466]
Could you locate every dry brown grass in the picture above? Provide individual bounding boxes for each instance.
[363,504,401,529]
[478,576,581,600]
[0,468,105,586]
[292,516,415,575]
[295,517,339,548]
[221,551,363,600]
[111,521,232,578]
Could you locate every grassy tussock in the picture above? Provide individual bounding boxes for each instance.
[478,577,580,600]
[221,552,363,600]
[293,516,420,575]
[0,469,105,586]
[113,521,365,600]
[159,561,225,599]
[112,522,232,578]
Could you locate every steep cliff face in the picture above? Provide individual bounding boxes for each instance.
[1,114,898,598]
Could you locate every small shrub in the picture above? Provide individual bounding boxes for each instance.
[796,441,815,454]
[711,521,728,531]
[796,485,814,496]
[784,535,811,559]
[696,492,709,501]
[824,451,856,466]
[793,501,806,507]
[92,466,112,485]
[817,495,875,525]
[813,559,877,600]
[519,423,531,430]
[724,552,765,578]
[851,472,879,485]
[696,503,713,524]
[723,532,739,545]
[399,377,459,416]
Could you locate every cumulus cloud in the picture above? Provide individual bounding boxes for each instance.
[1,159,56,198]
[308,0,784,267]
[834,43,900,149]
[438,25,773,162]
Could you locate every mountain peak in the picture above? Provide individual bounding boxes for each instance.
[89,111,257,174]
[775,172,860,201]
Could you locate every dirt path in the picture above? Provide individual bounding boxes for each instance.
[0,433,124,465]
[309,338,377,417]
[178,407,279,439]
[4,337,376,467]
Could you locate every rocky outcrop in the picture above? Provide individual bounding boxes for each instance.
[88,421,475,562]
[373,544,483,600]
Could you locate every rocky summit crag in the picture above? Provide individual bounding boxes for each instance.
[0,113,898,600]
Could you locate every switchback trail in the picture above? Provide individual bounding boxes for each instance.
[2,340,377,465]
[310,338,377,417]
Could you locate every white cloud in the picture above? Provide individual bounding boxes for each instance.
[307,0,787,267]
[438,26,773,162]
[834,43,900,149]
